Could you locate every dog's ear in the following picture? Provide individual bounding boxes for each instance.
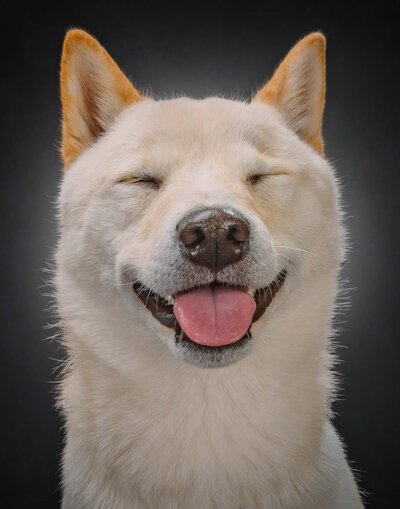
[60,29,143,167]
[253,33,326,154]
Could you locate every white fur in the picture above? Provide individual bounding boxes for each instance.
[56,96,363,508]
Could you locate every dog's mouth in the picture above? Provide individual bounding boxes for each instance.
[133,270,286,354]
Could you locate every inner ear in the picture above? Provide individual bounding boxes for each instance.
[253,33,326,154]
[78,62,108,139]
[60,29,144,167]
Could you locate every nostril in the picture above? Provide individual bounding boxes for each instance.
[227,223,250,244]
[180,226,205,248]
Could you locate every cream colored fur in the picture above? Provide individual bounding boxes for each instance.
[56,30,363,508]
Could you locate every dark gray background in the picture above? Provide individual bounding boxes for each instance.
[1,1,399,507]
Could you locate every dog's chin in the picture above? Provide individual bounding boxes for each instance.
[132,270,287,368]
[172,327,254,368]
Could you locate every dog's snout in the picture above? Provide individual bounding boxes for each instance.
[177,208,250,272]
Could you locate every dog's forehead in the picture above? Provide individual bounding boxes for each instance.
[116,97,284,149]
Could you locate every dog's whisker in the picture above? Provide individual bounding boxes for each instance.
[145,289,152,307]
[275,245,314,256]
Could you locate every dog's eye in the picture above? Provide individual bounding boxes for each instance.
[118,176,161,188]
[247,173,267,185]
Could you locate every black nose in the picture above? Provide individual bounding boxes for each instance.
[177,208,250,272]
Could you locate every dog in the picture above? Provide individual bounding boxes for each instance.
[55,29,363,508]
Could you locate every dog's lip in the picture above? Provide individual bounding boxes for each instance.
[132,270,287,334]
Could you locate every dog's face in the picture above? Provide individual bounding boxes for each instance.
[57,31,343,368]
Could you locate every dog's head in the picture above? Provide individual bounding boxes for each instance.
[57,30,344,369]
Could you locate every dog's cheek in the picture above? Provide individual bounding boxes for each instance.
[248,175,299,239]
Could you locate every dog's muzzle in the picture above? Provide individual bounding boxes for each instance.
[132,207,287,367]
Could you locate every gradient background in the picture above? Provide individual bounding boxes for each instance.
[1,2,399,507]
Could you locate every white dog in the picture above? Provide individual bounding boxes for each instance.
[56,29,363,508]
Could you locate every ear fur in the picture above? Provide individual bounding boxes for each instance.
[254,33,326,154]
[60,29,143,167]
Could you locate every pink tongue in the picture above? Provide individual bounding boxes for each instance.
[174,286,256,347]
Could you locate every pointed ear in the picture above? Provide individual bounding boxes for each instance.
[253,33,326,154]
[60,29,143,167]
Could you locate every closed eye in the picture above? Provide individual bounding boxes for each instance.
[118,175,161,188]
[247,173,267,185]
[247,167,291,185]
